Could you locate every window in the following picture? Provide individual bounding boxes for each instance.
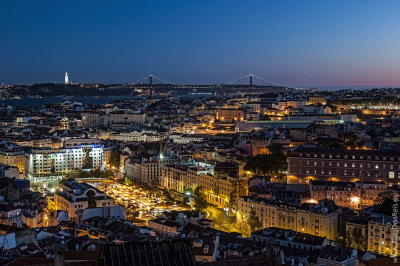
[389,172,395,179]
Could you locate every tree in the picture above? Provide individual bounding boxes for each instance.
[345,227,366,251]
[374,190,399,216]
[248,208,262,232]
[182,195,190,208]
[335,230,346,247]
[244,150,287,176]
[30,184,39,191]
[164,189,174,203]
[229,179,238,206]
[110,149,121,168]
[194,187,208,212]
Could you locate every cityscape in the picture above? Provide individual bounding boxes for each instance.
[1,1,400,266]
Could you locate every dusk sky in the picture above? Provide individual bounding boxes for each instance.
[1,0,400,87]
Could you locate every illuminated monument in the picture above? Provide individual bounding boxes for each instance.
[65,72,69,84]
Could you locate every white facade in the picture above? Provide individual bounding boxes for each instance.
[110,130,166,142]
[65,72,69,84]
[54,179,114,221]
[24,145,104,182]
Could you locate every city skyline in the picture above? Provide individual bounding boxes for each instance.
[1,0,400,87]
[2,1,400,265]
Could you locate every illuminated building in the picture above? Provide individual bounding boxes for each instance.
[216,108,245,122]
[288,145,400,185]
[24,142,104,182]
[159,161,214,194]
[367,217,399,256]
[310,180,386,209]
[125,159,160,185]
[0,145,24,172]
[236,197,339,240]
[198,173,235,207]
[54,178,114,221]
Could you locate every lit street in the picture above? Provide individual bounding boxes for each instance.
[98,183,190,222]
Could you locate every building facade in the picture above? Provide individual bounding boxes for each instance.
[24,144,104,182]
[236,197,340,240]
[0,146,24,172]
[54,178,114,221]
[288,146,400,185]
[310,180,386,209]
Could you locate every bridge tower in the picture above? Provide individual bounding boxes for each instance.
[249,74,253,89]
[149,74,154,96]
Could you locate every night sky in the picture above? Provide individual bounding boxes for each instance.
[1,0,400,87]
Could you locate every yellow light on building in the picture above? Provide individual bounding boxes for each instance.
[350,196,360,204]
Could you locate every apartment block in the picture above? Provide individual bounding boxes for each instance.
[236,197,339,240]
[54,178,114,221]
[288,145,400,185]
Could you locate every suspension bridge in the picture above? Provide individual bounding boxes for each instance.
[128,73,292,90]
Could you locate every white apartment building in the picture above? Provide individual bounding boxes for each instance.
[24,144,104,182]
[54,178,114,221]
[109,130,166,142]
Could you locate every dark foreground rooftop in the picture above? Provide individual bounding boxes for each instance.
[103,239,196,266]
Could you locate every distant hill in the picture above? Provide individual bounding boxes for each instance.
[5,83,138,97]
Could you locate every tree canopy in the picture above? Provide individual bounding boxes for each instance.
[66,169,114,179]
[244,150,287,176]
[110,149,121,168]
[374,190,399,216]
[248,208,263,232]
[194,187,208,212]
[346,227,367,251]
